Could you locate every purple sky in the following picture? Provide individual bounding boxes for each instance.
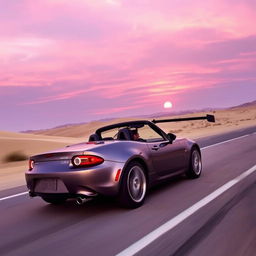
[1,0,256,132]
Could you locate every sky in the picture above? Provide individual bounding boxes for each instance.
[1,0,256,132]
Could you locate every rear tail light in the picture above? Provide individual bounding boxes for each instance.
[29,160,34,171]
[72,155,104,167]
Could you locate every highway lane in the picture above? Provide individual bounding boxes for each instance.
[0,128,255,256]
[196,125,256,148]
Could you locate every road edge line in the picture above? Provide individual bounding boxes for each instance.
[0,192,28,202]
[201,134,250,150]
[116,164,256,256]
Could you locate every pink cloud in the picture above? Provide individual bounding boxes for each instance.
[90,105,140,116]
[1,0,256,131]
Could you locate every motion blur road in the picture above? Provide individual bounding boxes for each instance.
[0,127,255,256]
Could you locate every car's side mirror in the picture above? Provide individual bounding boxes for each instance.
[167,133,176,143]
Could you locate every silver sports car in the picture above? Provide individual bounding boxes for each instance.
[25,115,215,208]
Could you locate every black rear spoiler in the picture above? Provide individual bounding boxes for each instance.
[152,114,215,124]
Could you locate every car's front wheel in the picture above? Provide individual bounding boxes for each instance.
[118,162,147,208]
[42,196,67,205]
[186,148,202,179]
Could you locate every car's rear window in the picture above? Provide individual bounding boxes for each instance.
[100,124,165,142]
[101,128,119,140]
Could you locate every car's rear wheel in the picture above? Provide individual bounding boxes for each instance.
[42,196,67,205]
[186,148,202,179]
[118,162,147,208]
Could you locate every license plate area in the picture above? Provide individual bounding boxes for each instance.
[34,179,68,193]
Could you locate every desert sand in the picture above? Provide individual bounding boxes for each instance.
[0,103,255,190]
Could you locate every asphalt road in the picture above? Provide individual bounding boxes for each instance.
[0,126,255,256]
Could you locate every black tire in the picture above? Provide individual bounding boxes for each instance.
[42,196,67,205]
[186,148,202,179]
[117,161,147,208]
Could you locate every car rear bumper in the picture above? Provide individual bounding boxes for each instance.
[25,160,125,197]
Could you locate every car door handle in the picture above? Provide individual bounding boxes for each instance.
[152,145,159,151]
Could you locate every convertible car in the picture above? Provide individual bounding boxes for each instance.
[25,114,215,208]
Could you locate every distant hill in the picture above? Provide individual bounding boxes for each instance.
[21,108,216,134]
[229,100,256,109]
[22,100,255,138]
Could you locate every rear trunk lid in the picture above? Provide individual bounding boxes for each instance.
[30,141,113,162]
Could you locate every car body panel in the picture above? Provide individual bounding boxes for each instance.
[25,120,201,200]
[146,138,188,176]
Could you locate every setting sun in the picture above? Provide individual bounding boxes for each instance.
[164,101,173,109]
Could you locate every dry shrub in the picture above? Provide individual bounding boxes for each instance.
[3,151,28,162]
[170,129,183,133]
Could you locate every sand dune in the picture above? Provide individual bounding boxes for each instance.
[157,105,256,139]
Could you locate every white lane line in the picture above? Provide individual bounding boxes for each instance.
[0,191,28,202]
[201,134,251,150]
[116,164,256,256]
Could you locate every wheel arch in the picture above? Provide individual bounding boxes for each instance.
[186,143,202,179]
[121,156,149,182]
[117,156,149,208]
[191,143,201,155]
